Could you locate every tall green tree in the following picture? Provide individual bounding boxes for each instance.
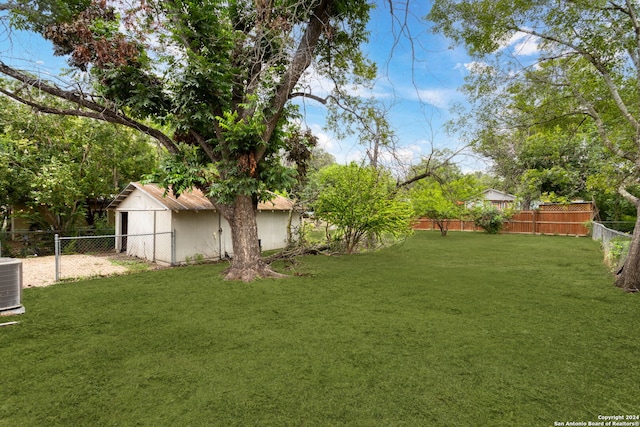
[475,123,612,208]
[0,96,157,232]
[313,163,413,254]
[308,147,336,175]
[0,0,376,280]
[429,0,640,291]
[410,172,480,237]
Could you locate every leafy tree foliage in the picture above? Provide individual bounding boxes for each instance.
[475,122,613,208]
[313,163,413,254]
[428,0,640,291]
[0,96,157,232]
[286,146,335,210]
[409,162,481,236]
[0,0,376,280]
[308,147,336,175]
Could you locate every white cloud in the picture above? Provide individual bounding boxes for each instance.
[499,31,539,56]
[458,61,491,74]
[513,37,539,56]
[386,144,423,165]
[296,66,396,103]
[306,123,356,164]
[414,88,456,110]
[309,124,336,152]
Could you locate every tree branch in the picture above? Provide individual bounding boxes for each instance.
[396,169,437,188]
[262,0,332,153]
[289,92,332,104]
[395,145,468,189]
[0,2,27,12]
[0,61,177,153]
[619,183,640,206]
[189,129,217,162]
[513,25,640,134]
[569,84,636,162]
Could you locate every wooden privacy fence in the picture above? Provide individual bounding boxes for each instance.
[414,202,594,236]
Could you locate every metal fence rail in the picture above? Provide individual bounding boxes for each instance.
[0,229,115,258]
[54,232,175,282]
[592,221,631,242]
[592,222,632,270]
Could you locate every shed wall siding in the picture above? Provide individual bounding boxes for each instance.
[111,185,298,263]
[116,190,166,211]
[126,210,160,261]
[112,189,173,263]
[173,211,222,262]
[256,211,300,251]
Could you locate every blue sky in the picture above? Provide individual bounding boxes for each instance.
[0,2,538,174]
[295,1,484,173]
[300,1,540,174]
[292,2,472,172]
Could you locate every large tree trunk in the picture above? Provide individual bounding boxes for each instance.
[216,194,286,282]
[615,203,640,292]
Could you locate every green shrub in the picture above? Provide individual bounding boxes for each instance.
[0,233,15,257]
[472,206,506,234]
[185,253,206,265]
[605,237,631,270]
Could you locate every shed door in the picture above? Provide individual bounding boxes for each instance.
[120,212,128,252]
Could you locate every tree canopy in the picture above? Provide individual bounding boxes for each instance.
[0,0,377,280]
[0,95,157,232]
[428,0,640,291]
[313,162,413,253]
[409,160,481,236]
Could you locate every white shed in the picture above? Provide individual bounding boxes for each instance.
[480,189,517,210]
[108,182,300,264]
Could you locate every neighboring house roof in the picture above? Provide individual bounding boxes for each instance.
[108,182,295,212]
[481,188,517,202]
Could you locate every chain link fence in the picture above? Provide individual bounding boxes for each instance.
[54,232,175,282]
[592,221,633,270]
[0,228,115,258]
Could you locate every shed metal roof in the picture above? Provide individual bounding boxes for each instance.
[108,182,295,212]
[481,188,517,201]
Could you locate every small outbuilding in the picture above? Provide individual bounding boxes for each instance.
[480,189,517,210]
[108,182,300,264]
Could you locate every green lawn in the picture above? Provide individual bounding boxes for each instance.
[1,232,638,426]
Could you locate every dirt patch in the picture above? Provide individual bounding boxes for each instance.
[20,254,154,288]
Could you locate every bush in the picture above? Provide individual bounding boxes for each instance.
[605,238,631,271]
[0,232,15,257]
[473,206,506,234]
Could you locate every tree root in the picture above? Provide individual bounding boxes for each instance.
[223,245,333,282]
[614,272,640,292]
[223,262,288,282]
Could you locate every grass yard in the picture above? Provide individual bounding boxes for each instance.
[1,232,638,426]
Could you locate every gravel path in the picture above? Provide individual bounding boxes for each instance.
[20,255,130,288]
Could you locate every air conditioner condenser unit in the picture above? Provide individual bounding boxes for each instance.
[0,258,25,315]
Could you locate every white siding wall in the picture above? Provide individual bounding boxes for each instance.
[152,211,173,263]
[220,215,232,258]
[126,210,157,261]
[117,192,166,210]
[256,211,300,251]
[173,211,222,263]
[113,188,172,263]
[113,187,297,263]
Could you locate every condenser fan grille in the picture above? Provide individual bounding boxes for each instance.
[0,258,23,312]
